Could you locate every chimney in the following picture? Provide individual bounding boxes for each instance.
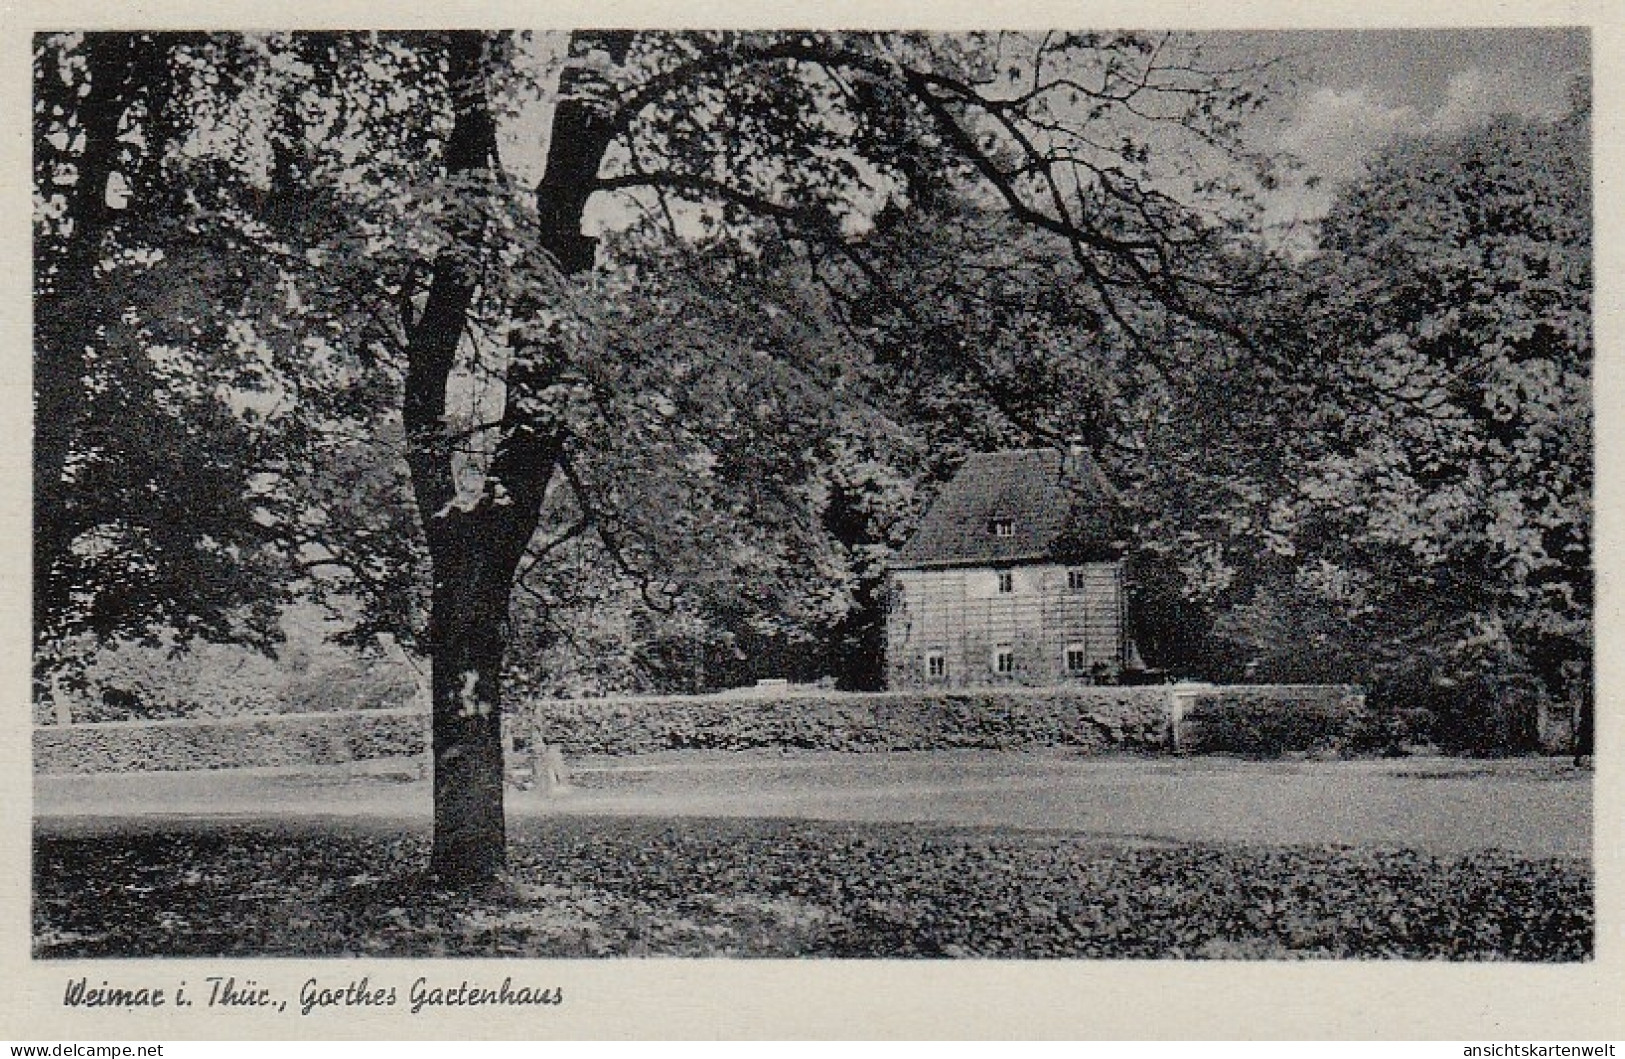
[1063,435,1088,480]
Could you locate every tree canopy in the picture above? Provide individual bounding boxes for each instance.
[1122,104,1592,750]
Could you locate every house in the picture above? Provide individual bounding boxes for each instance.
[886,447,1134,688]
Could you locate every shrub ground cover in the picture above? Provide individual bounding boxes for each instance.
[34,816,1590,960]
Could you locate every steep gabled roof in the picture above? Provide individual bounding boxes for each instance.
[892,448,1124,569]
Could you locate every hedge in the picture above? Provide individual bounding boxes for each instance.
[34,707,428,775]
[1179,685,1368,757]
[34,685,1368,773]
[523,686,1174,756]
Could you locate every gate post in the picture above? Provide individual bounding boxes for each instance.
[1167,682,1212,753]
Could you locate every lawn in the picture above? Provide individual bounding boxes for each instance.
[33,752,1594,961]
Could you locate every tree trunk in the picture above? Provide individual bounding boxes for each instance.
[35,34,181,657]
[34,36,142,642]
[405,30,629,885]
[427,525,514,883]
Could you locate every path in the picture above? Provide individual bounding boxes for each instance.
[34,749,1592,857]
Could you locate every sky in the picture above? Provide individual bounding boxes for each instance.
[1232,28,1589,231]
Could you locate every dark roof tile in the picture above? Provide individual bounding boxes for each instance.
[893,448,1124,568]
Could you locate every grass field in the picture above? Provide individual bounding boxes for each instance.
[33,751,1593,960]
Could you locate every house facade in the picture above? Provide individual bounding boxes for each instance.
[886,447,1132,688]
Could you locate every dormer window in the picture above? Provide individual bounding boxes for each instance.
[991,517,1015,538]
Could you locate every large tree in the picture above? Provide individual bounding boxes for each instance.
[1299,107,1591,732]
[33,32,435,683]
[1135,103,1592,746]
[37,29,1279,883]
[33,33,288,660]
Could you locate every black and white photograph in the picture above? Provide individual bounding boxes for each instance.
[10,5,1620,1040]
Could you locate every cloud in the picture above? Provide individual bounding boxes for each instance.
[1265,64,1579,239]
[1427,66,1571,134]
[1263,88,1416,241]
[1280,64,1576,179]
[1276,86,1417,178]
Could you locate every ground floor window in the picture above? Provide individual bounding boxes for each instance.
[993,645,1014,673]
[1065,645,1088,673]
[926,652,946,678]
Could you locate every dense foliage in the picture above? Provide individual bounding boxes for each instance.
[35,819,1592,960]
[1100,107,1592,754]
[1293,111,1592,740]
